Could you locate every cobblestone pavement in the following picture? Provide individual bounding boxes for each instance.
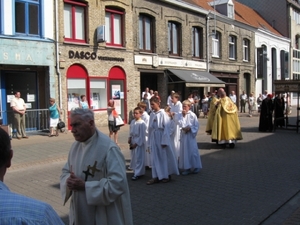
[4,111,300,225]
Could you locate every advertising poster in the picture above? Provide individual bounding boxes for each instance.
[112,85,121,99]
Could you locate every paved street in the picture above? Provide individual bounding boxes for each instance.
[4,111,300,225]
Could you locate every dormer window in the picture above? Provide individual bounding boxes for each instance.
[209,0,235,19]
[228,3,234,19]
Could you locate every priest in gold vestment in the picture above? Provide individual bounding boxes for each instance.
[207,88,243,148]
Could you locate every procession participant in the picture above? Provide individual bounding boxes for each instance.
[205,92,218,135]
[170,93,183,160]
[177,100,202,175]
[211,88,243,148]
[128,107,147,180]
[60,108,133,225]
[147,97,179,185]
[259,94,274,132]
[137,102,151,168]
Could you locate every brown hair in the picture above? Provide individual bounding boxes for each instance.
[133,107,143,114]
[50,98,55,103]
[137,102,147,109]
[150,96,160,104]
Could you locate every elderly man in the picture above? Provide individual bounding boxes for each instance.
[210,88,243,148]
[60,108,133,225]
[10,91,28,139]
[0,128,64,224]
[229,91,237,104]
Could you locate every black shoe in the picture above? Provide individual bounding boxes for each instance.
[229,143,235,148]
[131,175,140,181]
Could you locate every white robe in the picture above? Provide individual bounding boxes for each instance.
[141,111,151,167]
[60,129,133,225]
[149,109,179,179]
[129,119,147,176]
[171,101,182,159]
[178,110,202,170]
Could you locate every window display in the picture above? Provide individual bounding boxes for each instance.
[90,79,107,109]
[67,79,86,111]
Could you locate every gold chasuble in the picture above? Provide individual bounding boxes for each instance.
[206,96,218,134]
[211,96,243,142]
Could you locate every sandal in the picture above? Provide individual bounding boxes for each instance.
[48,134,53,137]
[146,178,159,185]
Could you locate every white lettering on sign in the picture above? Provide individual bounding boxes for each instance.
[15,53,21,60]
[26,54,33,61]
[3,53,8,60]
[2,53,33,61]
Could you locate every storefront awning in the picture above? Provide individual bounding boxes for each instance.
[167,69,225,87]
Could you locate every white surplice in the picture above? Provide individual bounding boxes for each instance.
[60,129,133,225]
[177,110,202,170]
[149,109,179,180]
[170,101,183,159]
[129,119,147,176]
[141,111,151,167]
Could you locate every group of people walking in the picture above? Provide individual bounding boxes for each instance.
[258,91,288,132]
[128,91,202,184]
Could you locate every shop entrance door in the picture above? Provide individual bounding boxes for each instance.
[2,71,37,125]
[110,80,125,120]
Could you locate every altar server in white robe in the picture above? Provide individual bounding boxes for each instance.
[137,102,151,168]
[146,97,179,185]
[178,100,202,175]
[129,107,147,180]
[170,92,182,160]
[60,108,133,225]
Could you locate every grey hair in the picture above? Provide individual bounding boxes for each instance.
[70,108,94,121]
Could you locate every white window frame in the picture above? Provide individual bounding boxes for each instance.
[212,32,220,58]
[243,39,249,62]
[229,35,236,60]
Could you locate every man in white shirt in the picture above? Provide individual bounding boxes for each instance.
[240,91,247,113]
[262,90,268,100]
[229,91,237,104]
[141,87,151,100]
[10,92,28,139]
[167,90,175,106]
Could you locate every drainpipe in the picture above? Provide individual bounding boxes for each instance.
[55,0,62,109]
[206,14,210,73]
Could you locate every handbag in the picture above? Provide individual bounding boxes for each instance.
[115,115,124,126]
[57,120,65,129]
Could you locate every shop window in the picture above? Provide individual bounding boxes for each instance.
[229,35,236,60]
[168,21,181,56]
[67,79,86,110]
[64,0,87,43]
[243,39,250,62]
[139,14,154,52]
[105,8,124,47]
[15,0,40,36]
[90,79,107,110]
[192,27,203,58]
[212,31,220,58]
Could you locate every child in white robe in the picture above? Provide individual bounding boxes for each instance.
[170,93,182,160]
[128,107,147,180]
[147,97,179,185]
[178,100,202,175]
[137,102,151,168]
